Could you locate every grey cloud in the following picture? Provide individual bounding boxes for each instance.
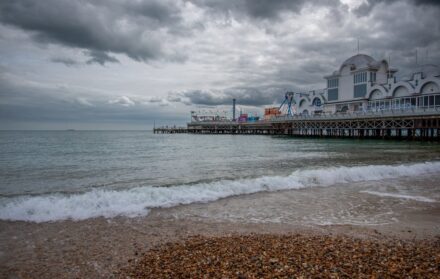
[50,57,80,67]
[190,0,340,20]
[51,52,119,67]
[85,50,119,65]
[275,1,440,81]
[177,89,225,106]
[0,101,185,129]
[226,0,306,19]
[174,86,289,106]
[125,0,182,24]
[354,0,440,17]
[357,1,440,68]
[76,98,94,107]
[414,0,440,5]
[223,87,287,106]
[0,0,188,64]
[166,96,182,103]
[108,96,136,107]
[174,0,440,107]
[147,98,163,103]
[353,0,390,16]
[0,76,187,129]
[141,97,171,107]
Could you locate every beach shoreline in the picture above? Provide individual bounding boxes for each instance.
[1,205,439,278]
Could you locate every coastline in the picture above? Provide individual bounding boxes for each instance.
[2,173,440,278]
[1,203,440,278]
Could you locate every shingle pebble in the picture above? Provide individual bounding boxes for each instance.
[120,234,440,278]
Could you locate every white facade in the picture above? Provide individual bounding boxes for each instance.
[293,54,440,115]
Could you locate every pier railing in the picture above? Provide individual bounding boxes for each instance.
[152,106,440,139]
[186,106,440,125]
[271,106,440,122]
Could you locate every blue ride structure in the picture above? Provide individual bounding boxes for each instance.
[278,92,296,116]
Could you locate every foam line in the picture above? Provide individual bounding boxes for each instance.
[1,161,439,222]
[361,191,436,202]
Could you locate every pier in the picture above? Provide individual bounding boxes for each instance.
[155,52,440,141]
[153,126,188,134]
[155,107,440,140]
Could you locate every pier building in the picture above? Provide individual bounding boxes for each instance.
[294,54,440,116]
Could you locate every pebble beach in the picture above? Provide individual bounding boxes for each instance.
[2,205,440,278]
[121,234,440,278]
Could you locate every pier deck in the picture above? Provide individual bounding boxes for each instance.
[155,108,440,140]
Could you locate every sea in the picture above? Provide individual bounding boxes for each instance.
[1,130,440,226]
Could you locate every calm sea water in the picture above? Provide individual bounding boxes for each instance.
[1,131,440,223]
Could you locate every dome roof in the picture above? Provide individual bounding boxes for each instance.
[340,54,376,70]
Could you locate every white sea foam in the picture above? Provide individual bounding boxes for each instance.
[1,161,439,222]
[360,191,436,203]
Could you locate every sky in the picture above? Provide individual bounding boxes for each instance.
[0,0,439,130]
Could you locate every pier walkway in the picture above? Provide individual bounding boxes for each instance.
[155,107,440,140]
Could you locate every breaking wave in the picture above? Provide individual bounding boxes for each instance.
[1,161,439,222]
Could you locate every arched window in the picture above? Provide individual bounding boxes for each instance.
[312,98,322,107]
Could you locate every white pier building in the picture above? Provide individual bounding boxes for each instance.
[294,54,440,116]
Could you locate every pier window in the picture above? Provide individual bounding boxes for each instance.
[327,78,339,101]
[369,72,376,82]
[327,78,339,88]
[354,72,367,84]
[368,96,420,111]
[419,95,439,108]
[328,88,338,101]
[312,98,322,107]
[354,84,367,98]
[354,71,367,98]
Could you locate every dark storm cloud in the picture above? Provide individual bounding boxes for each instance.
[174,86,290,106]
[354,0,440,16]
[186,0,440,100]
[353,0,440,72]
[353,0,391,16]
[125,0,182,24]
[0,0,187,63]
[190,0,305,19]
[190,0,340,20]
[414,0,440,5]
